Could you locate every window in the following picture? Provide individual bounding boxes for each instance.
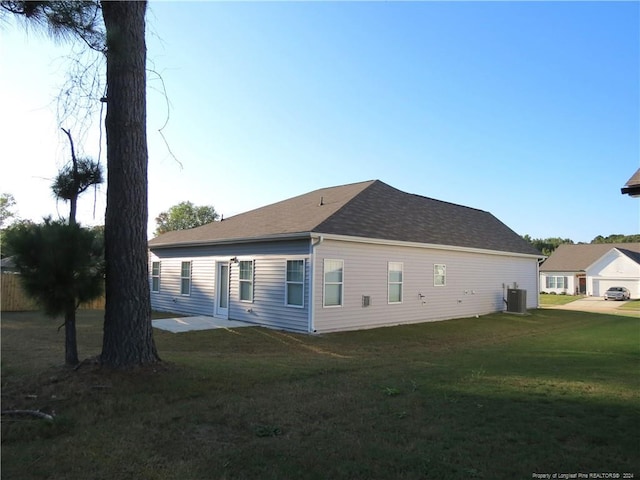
[239,260,254,302]
[286,260,305,307]
[151,261,161,293]
[323,259,343,307]
[180,261,191,295]
[434,264,446,286]
[388,262,403,303]
[546,276,567,289]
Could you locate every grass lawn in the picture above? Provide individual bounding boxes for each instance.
[2,309,638,480]
[619,299,640,313]
[538,294,584,306]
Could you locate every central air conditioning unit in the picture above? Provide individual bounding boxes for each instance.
[506,289,527,314]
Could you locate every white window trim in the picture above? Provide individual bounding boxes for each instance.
[151,261,161,293]
[546,275,568,289]
[323,259,344,308]
[388,261,403,304]
[180,261,192,296]
[285,259,305,308]
[239,260,254,303]
[434,264,446,287]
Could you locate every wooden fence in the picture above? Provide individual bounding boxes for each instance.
[1,273,105,312]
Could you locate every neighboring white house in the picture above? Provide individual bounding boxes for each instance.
[148,180,543,333]
[540,243,640,298]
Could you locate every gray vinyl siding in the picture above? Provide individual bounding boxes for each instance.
[148,254,215,316]
[149,240,310,329]
[228,255,310,332]
[312,239,539,333]
[150,237,538,334]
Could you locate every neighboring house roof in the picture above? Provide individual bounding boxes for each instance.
[619,248,640,265]
[540,243,640,272]
[149,180,541,256]
[1,256,15,268]
[621,168,640,197]
[1,256,18,273]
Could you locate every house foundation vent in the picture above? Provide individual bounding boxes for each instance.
[362,295,371,307]
[506,289,527,314]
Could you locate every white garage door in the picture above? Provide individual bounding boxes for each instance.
[593,279,640,298]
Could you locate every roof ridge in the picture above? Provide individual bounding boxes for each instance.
[214,179,376,222]
[365,180,493,214]
[407,191,489,214]
[315,179,381,228]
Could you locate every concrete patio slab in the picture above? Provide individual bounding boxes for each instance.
[152,315,254,333]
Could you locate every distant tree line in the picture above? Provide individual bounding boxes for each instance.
[590,234,640,244]
[523,234,640,256]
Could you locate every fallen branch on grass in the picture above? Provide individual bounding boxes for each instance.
[1,409,55,421]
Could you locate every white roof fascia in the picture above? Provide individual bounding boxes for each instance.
[313,233,544,260]
[150,230,544,260]
[149,232,312,249]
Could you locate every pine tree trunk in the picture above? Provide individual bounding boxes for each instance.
[100,0,159,368]
[64,304,79,366]
[69,197,77,226]
[61,128,79,226]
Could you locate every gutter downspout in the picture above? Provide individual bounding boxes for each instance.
[309,235,324,333]
[536,255,546,308]
[536,258,542,308]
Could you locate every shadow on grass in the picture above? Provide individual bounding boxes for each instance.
[2,362,636,480]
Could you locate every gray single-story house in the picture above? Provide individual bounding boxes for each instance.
[148,180,542,333]
[540,243,640,298]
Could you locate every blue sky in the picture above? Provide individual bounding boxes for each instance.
[1,1,638,243]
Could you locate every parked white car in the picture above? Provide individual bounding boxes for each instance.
[604,287,631,301]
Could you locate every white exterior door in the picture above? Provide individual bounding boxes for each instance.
[215,262,230,318]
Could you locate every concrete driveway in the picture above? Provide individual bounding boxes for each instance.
[546,296,632,313]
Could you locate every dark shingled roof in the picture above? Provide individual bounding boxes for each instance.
[149,180,374,247]
[540,243,640,272]
[621,168,640,196]
[149,180,541,256]
[620,248,640,265]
